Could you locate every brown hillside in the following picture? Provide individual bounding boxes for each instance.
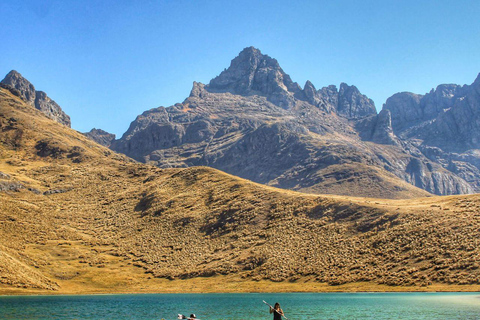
[0,87,479,294]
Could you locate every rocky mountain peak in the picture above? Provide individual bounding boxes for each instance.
[237,46,270,64]
[303,80,317,103]
[1,70,71,127]
[189,81,206,98]
[337,83,376,119]
[304,80,316,91]
[206,47,301,109]
[111,51,480,197]
[2,70,36,104]
[301,81,376,119]
[83,128,116,147]
[224,46,281,77]
[205,47,377,118]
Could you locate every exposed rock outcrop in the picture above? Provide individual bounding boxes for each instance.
[403,157,473,195]
[379,73,480,193]
[383,92,424,132]
[383,77,477,149]
[1,70,36,105]
[337,83,377,119]
[1,70,71,127]
[83,128,116,147]
[34,91,71,128]
[206,47,376,119]
[356,109,399,145]
[206,46,302,109]
[303,81,376,119]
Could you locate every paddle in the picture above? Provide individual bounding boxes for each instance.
[263,300,290,320]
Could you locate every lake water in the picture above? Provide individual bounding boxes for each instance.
[0,293,479,320]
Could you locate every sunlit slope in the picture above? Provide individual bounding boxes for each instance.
[0,87,479,293]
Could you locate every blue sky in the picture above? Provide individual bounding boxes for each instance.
[1,0,479,137]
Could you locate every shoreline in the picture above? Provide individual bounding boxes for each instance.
[2,277,480,296]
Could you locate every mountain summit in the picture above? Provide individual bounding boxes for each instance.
[206,47,376,118]
[206,47,302,109]
[1,70,71,127]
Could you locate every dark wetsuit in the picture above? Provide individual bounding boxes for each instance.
[273,309,283,320]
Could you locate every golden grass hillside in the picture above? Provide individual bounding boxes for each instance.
[0,87,479,294]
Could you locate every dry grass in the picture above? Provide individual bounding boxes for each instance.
[289,163,431,199]
[0,87,479,294]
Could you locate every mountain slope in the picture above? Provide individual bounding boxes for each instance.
[1,86,480,293]
[111,84,432,198]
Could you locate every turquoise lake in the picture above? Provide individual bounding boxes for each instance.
[0,293,479,320]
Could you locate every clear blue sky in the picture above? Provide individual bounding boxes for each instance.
[1,0,479,137]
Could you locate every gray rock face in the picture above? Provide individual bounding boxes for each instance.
[379,73,480,193]
[383,81,472,142]
[355,112,472,194]
[403,157,473,195]
[422,75,480,152]
[302,81,376,119]
[356,109,398,145]
[83,128,116,147]
[111,86,287,166]
[383,92,424,132]
[337,83,377,119]
[206,47,376,119]
[421,84,466,120]
[34,91,71,128]
[206,47,301,109]
[1,70,71,127]
[1,70,36,105]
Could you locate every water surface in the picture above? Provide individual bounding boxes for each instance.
[1,293,479,320]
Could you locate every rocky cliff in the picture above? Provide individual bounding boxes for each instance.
[303,80,376,119]
[206,46,302,109]
[368,73,480,192]
[206,47,376,119]
[1,70,71,127]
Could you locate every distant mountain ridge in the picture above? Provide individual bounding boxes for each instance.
[364,73,480,191]
[205,47,376,118]
[3,47,480,197]
[110,47,477,196]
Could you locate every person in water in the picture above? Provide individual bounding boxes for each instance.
[269,302,284,320]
